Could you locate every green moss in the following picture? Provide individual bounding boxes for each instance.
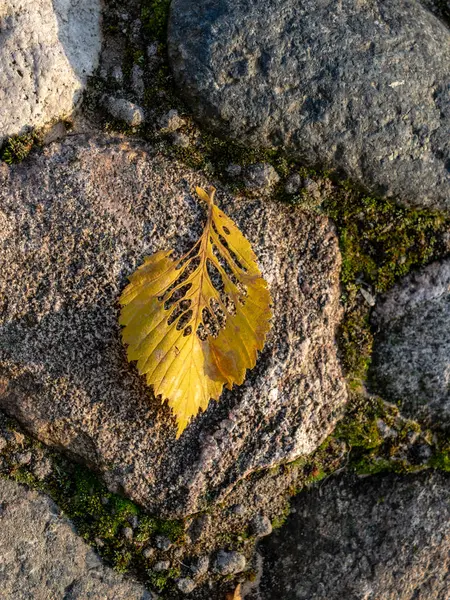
[271,502,291,530]
[317,187,449,384]
[141,0,172,41]
[1,132,38,164]
[148,567,181,591]
[429,440,450,472]
[1,438,184,595]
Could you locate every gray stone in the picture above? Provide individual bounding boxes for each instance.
[284,173,303,195]
[16,451,32,465]
[214,550,246,575]
[168,0,450,210]
[190,555,210,577]
[250,514,272,537]
[0,477,152,599]
[188,514,212,543]
[155,535,173,551]
[104,97,145,126]
[0,134,347,518]
[225,163,243,178]
[153,561,171,572]
[143,547,156,560]
[230,503,245,516]
[370,259,450,427]
[255,471,450,600]
[111,65,124,84]
[177,577,196,594]
[132,65,145,100]
[159,109,186,132]
[123,526,133,540]
[0,0,101,144]
[244,163,280,191]
[172,131,190,147]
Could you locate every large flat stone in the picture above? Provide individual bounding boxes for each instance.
[254,471,450,600]
[168,0,450,210]
[0,135,346,517]
[0,477,152,600]
[370,259,450,428]
[0,0,101,143]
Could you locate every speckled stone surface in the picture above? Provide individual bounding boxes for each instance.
[370,259,450,428]
[253,471,450,600]
[0,0,101,143]
[0,477,152,600]
[0,134,346,518]
[168,0,450,210]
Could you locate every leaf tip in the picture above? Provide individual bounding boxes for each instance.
[196,185,216,206]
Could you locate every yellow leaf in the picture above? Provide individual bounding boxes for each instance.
[119,186,272,436]
[226,584,243,600]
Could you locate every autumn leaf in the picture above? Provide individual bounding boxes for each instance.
[119,186,272,436]
[226,584,243,600]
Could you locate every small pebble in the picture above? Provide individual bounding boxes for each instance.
[147,42,158,57]
[226,163,242,178]
[214,550,246,575]
[159,109,185,132]
[190,555,209,577]
[110,65,123,84]
[285,172,303,194]
[16,452,32,465]
[172,132,190,148]
[177,577,196,594]
[122,527,133,541]
[303,177,321,200]
[33,458,53,480]
[244,162,280,190]
[104,97,145,127]
[250,514,273,537]
[131,64,145,99]
[230,504,245,516]
[155,535,172,550]
[153,560,171,572]
[129,515,139,529]
[143,546,155,559]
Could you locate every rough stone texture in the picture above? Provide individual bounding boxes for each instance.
[0,0,102,144]
[177,577,196,594]
[249,514,272,538]
[104,97,145,126]
[214,550,246,575]
[370,259,450,428]
[0,134,346,518]
[168,0,450,210]
[0,477,152,600]
[254,471,450,600]
[244,163,280,191]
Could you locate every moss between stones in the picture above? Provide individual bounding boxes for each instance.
[0,418,184,594]
[0,133,39,164]
[141,0,172,41]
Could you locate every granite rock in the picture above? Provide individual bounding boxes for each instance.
[255,471,450,600]
[0,134,346,518]
[104,97,145,126]
[0,0,101,143]
[0,477,152,600]
[168,0,450,210]
[214,550,246,575]
[370,259,450,428]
